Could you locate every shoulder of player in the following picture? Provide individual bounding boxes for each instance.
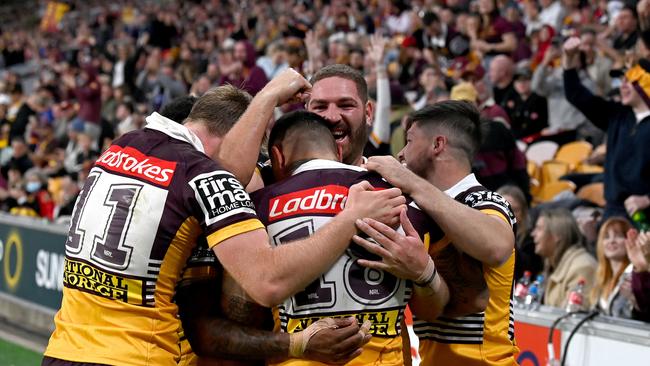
[456,186,515,223]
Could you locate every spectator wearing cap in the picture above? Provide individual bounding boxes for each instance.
[563,37,650,221]
[503,67,549,139]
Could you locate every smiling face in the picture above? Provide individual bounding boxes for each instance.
[307,76,372,165]
[602,227,628,262]
[398,123,433,179]
[531,216,556,258]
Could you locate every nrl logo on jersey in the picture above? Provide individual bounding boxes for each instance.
[190,170,255,225]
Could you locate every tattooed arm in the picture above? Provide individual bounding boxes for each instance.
[176,272,371,365]
[433,245,489,317]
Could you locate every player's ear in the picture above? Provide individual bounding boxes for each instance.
[270,145,285,169]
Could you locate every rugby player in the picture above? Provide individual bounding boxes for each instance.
[240,110,450,365]
[42,69,405,366]
[357,101,520,366]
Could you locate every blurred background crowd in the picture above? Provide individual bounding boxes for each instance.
[0,0,649,319]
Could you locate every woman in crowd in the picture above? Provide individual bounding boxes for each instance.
[531,208,597,308]
[498,184,543,280]
[590,217,635,318]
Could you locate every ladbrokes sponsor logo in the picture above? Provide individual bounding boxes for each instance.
[190,170,256,225]
[269,185,348,222]
[95,145,176,187]
[63,258,143,304]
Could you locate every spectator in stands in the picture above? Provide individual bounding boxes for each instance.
[538,0,564,30]
[64,65,102,147]
[499,185,543,280]
[219,40,268,96]
[1,137,32,178]
[115,101,136,137]
[256,42,289,80]
[504,66,549,139]
[531,208,597,308]
[563,37,650,221]
[469,0,517,57]
[626,230,650,321]
[590,217,635,318]
[612,5,639,52]
[532,37,595,142]
[489,55,516,106]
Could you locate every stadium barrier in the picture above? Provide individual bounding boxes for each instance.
[0,213,65,336]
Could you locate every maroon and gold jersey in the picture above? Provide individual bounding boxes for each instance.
[414,174,519,366]
[44,114,263,366]
[252,159,444,366]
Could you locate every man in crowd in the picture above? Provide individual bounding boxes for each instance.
[42,69,405,366]
[563,37,650,222]
[356,101,519,366]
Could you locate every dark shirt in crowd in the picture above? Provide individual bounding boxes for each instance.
[502,92,549,139]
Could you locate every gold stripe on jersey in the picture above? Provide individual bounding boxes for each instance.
[206,218,265,248]
[481,209,510,226]
[63,258,144,305]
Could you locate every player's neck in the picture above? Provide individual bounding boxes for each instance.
[429,161,470,192]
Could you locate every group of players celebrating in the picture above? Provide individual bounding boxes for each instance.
[42,64,519,366]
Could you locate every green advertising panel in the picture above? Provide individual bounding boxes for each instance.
[0,215,67,310]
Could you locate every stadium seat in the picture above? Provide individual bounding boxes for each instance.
[525,141,559,166]
[534,180,576,203]
[575,163,604,174]
[576,182,606,207]
[540,160,570,186]
[554,141,593,168]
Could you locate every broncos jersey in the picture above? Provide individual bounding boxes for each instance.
[251,159,444,366]
[44,114,264,366]
[414,174,520,366]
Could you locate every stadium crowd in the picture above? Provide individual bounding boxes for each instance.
[2,0,650,362]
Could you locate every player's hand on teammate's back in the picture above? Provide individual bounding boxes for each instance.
[259,68,311,106]
[353,209,431,281]
[365,156,419,195]
[345,181,405,228]
[303,317,371,364]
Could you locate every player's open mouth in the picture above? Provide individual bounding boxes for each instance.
[332,129,348,142]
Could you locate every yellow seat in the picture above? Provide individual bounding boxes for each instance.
[577,182,606,207]
[575,163,605,174]
[555,141,593,169]
[534,180,576,203]
[541,160,570,186]
[527,160,541,196]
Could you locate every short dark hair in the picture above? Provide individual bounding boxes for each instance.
[185,85,252,136]
[407,100,481,163]
[160,95,198,124]
[311,64,369,104]
[267,110,336,154]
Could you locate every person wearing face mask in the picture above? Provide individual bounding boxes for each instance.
[590,217,636,318]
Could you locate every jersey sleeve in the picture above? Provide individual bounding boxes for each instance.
[185,158,265,249]
[461,189,516,229]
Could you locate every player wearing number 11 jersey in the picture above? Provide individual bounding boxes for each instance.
[43,110,264,365]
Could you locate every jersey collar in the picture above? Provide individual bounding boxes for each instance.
[144,112,205,153]
[444,173,480,198]
[292,159,366,176]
